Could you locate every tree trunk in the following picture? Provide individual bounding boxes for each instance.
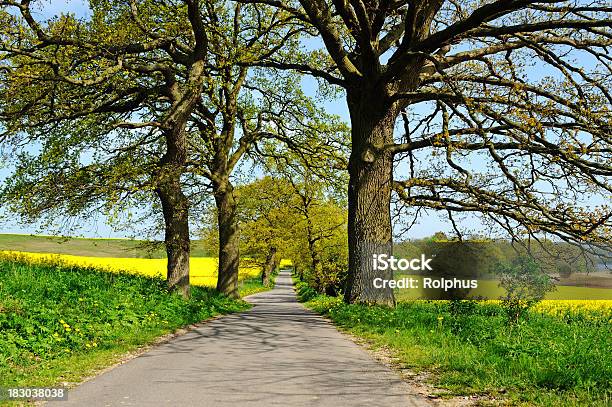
[306,226,322,292]
[153,56,206,299]
[156,177,191,298]
[214,181,240,298]
[261,246,277,286]
[344,89,397,306]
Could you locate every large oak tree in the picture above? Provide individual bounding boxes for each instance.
[0,0,212,296]
[242,0,611,305]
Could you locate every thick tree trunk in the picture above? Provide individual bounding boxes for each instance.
[214,181,240,298]
[153,56,205,299]
[261,246,277,286]
[344,90,397,306]
[156,178,191,298]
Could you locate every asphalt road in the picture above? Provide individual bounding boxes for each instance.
[51,271,430,406]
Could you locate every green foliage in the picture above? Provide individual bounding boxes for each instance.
[448,299,478,317]
[394,238,600,279]
[235,176,348,296]
[0,255,249,387]
[497,256,555,323]
[234,176,297,266]
[238,274,277,297]
[295,281,318,302]
[424,241,504,279]
[392,241,422,261]
[306,296,612,406]
[395,237,506,280]
[311,235,348,296]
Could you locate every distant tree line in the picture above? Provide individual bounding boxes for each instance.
[394,232,601,279]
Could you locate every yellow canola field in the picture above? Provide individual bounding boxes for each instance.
[533,299,612,316]
[473,299,612,317]
[279,259,293,268]
[1,251,261,287]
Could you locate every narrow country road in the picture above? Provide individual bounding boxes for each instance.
[51,271,430,406]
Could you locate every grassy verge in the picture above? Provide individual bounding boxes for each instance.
[0,253,251,397]
[304,295,612,406]
[239,275,276,297]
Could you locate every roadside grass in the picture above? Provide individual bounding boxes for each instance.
[305,295,612,406]
[238,274,276,297]
[0,253,260,397]
[239,260,288,297]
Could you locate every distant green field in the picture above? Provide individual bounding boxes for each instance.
[0,234,213,258]
[393,274,612,300]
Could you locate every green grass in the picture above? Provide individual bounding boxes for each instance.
[0,233,213,258]
[305,295,612,406]
[239,275,277,297]
[0,255,253,396]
